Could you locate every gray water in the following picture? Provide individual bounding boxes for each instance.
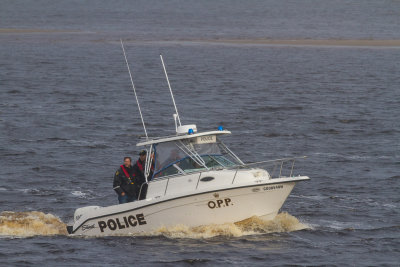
[1,0,399,266]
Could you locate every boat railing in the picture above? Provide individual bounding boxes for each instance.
[230,156,307,183]
[142,156,307,198]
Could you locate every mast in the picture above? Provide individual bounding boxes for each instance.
[160,54,182,127]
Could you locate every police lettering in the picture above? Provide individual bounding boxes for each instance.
[98,213,147,232]
[128,215,137,226]
[201,136,213,141]
[208,198,232,209]
[107,219,117,230]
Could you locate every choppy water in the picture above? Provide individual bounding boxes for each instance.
[1,0,400,266]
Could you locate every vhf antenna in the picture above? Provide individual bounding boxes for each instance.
[160,54,182,129]
[120,39,148,140]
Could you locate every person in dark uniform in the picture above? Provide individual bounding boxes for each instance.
[133,150,154,200]
[113,157,136,204]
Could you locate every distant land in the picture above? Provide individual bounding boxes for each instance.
[187,39,400,47]
[2,28,400,47]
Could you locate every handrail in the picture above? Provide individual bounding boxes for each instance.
[290,159,296,177]
[164,178,170,196]
[195,172,202,190]
[233,156,307,169]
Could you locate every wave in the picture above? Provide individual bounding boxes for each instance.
[0,211,67,237]
[152,212,309,239]
[0,211,308,239]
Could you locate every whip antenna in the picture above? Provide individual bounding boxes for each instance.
[120,39,148,140]
[160,54,182,126]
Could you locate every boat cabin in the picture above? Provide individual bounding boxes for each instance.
[135,125,277,200]
[136,128,244,181]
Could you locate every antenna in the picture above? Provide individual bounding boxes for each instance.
[160,54,182,127]
[120,39,148,140]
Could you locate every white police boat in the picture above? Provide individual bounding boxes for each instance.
[67,125,309,236]
[66,43,310,236]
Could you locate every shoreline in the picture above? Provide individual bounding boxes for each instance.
[188,39,400,47]
[1,29,400,47]
[0,28,79,33]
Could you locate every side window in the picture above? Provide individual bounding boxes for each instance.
[163,165,180,176]
[154,163,183,178]
[203,156,220,168]
[212,155,235,167]
[179,157,201,171]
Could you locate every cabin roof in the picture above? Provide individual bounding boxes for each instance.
[136,130,231,146]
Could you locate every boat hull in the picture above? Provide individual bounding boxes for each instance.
[69,179,304,236]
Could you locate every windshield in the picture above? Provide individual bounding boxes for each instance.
[153,154,236,178]
[152,137,241,178]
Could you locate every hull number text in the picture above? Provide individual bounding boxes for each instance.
[263,185,283,191]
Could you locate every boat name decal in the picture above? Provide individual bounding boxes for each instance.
[98,213,147,232]
[82,223,95,231]
[263,185,283,191]
[208,198,232,209]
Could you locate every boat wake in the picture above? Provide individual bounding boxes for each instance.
[0,211,67,237]
[152,212,309,239]
[0,211,308,238]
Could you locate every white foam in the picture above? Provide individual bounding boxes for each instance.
[290,194,327,201]
[71,191,87,197]
[0,211,67,237]
[149,212,310,239]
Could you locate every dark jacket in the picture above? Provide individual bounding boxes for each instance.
[133,159,155,199]
[133,159,146,198]
[113,165,136,197]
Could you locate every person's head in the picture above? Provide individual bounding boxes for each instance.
[123,157,132,167]
[139,150,147,162]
